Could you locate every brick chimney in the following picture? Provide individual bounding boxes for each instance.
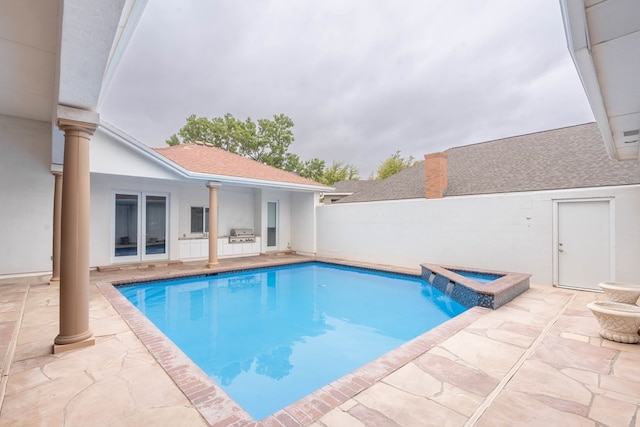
[424,152,448,199]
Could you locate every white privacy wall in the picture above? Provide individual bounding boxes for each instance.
[316,185,640,285]
[0,115,53,275]
[290,192,319,255]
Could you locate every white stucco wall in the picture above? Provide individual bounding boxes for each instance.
[291,192,319,255]
[176,183,256,238]
[91,128,179,180]
[0,115,54,275]
[90,176,266,266]
[316,185,640,285]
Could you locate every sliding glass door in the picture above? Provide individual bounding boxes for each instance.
[113,192,168,263]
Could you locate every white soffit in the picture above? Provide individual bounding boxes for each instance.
[100,0,149,106]
[561,0,640,161]
[57,0,126,111]
[0,0,146,124]
[0,0,60,122]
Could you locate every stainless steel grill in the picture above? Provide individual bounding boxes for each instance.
[229,228,256,243]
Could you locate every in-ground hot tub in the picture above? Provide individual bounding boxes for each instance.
[421,263,531,309]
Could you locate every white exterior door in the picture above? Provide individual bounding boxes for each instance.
[113,192,168,263]
[266,201,278,250]
[556,200,612,291]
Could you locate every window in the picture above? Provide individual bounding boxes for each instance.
[190,207,209,233]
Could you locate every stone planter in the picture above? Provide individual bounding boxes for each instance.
[599,282,640,304]
[587,301,640,344]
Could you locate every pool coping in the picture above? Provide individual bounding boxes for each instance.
[97,262,488,426]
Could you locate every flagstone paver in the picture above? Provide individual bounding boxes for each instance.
[588,394,637,427]
[474,390,596,427]
[1,257,639,426]
[504,360,593,406]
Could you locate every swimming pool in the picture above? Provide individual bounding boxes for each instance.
[118,262,466,420]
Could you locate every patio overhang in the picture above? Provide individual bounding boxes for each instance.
[559,0,640,162]
[0,0,147,126]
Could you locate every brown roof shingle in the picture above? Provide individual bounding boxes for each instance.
[446,122,640,196]
[337,162,425,203]
[154,143,326,188]
[335,123,640,203]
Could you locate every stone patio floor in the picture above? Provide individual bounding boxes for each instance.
[0,255,638,426]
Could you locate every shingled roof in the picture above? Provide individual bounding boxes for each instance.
[337,162,425,203]
[329,180,378,194]
[446,122,640,196]
[336,123,640,203]
[154,143,328,189]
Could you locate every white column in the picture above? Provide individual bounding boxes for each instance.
[206,182,221,268]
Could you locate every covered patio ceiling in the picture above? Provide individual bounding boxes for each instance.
[0,0,147,125]
[560,0,640,162]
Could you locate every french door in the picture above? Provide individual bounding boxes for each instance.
[113,192,168,263]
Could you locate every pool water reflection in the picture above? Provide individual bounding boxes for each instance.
[119,263,466,420]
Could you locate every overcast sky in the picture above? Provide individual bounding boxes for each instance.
[101,0,594,177]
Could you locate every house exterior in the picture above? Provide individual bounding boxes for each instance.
[89,124,330,268]
[317,123,640,291]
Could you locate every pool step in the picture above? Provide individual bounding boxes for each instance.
[263,250,297,257]
[96,260,183,272]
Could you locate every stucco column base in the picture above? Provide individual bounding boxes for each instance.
[206,262,219,268]
[49,278,60,287]
[53,335,95,354]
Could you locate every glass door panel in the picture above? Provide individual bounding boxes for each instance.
[114,194,139,260]
[267,201,277,248]
[113,192,169,263]
[144,195,167,257]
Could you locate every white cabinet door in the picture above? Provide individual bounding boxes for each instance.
[179,241,190,259]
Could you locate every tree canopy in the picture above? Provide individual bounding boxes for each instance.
[167,113,296,168]
[321,161,360,185]
[168,113,366,185]
[168,113,334,181]
[374,151,417,180]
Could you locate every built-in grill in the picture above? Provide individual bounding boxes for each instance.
[229,228,256,243]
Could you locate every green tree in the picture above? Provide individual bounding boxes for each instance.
[167,113,295,168]
[375,151,417,180]
[299,158,326,182]
[320,161,360,185]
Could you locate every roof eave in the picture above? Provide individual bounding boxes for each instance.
[559,0,618,161]
[185,171,332,192]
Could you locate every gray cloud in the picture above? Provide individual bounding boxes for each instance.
[101,0,594,177]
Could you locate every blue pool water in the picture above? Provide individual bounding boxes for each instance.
[119,262,466,420]
[451,269,503,284]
